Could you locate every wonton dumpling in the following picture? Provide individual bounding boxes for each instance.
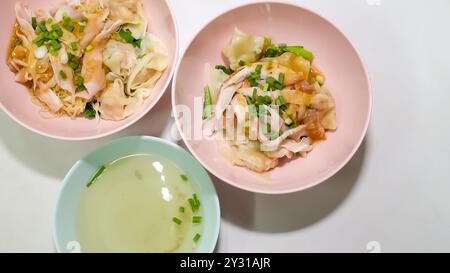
[222,28,264,69]
[98,79,144,120]
[127,33,168,95]
[103,40,137,76]
[107,0,147,39]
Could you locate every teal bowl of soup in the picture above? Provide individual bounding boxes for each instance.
[54,136,220,253]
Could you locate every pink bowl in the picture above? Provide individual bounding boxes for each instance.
[172,1,372,194]
[0,0,178,140]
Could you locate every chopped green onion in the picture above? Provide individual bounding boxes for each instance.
[46,18,53,25]
[263,83,269,92]
[275,96,286,107]
[188,198,197,212]
[285,46,314,61]
[14,37,23,46]
[172,217,182,225]
[238,60,247,66]
[75,75,84,86]
[37,22,47,33]
[248,65,263,87]
[266,76,284,91]
[118,29,142,48]
[32,17,37,30]
[59,70,67,80]
[193,233,201,243]
[71,42,78,51]
[86,165,106,187]
[78,25,85,33]
[62,21,74,32]
[179,207,185,213]
[48,40,61,51]
[278,73,285,85]
[188,194,201,213]
[193,194,201,207]
[202,86,213,120]
[180,174,189,181]
[275,96,287,111]
[85,44,94,52]
[263,36,272,50]
[264,96,272,105]
[278,43,287,50]
[284,118,293,126]
[215,65,233,75]
[83,103,96,118]
[192,216,202,224]
[263,47,281,58]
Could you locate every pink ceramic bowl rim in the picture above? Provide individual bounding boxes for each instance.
[172,0,373,194]
[0,0,179,141]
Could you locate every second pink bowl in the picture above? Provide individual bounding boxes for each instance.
[172,1,372,194]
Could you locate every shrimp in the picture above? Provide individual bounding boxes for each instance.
[80,9,109,49]
[36,83,63,112]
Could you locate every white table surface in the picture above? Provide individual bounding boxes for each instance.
[1,0,450,253]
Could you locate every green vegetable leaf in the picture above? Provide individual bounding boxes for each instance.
[193,233,201,242]
[202,86,213,120]
[284,46,314,61]
[215,65,233,75]
[118,29,142,48]
[86,165,106,188]
[83,103,96,119]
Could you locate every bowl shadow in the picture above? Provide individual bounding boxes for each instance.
[0,84,173,180]
[212,137,368,233]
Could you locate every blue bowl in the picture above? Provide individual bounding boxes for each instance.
[54,136,220,253]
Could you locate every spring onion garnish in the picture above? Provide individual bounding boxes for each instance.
[263,43,315,61]
[248,64,262,87]
[193,233,201,243]
[118,29,142,48]
[59,70,67,80]
[193,194,201,207]
[266,76,284,91]
[180,174,189,181]
[202,86,213,120]
[188,194,201,213]
[215,65,233,75]
[172,217,182,225]
[32,17,37,30]
[85,44,94,52]
[84,103,96,119]
[71,42,78,51]
[285,46,314,61]
[239,60,247,66]
[188,198,197,212]
[275,95,287,111]
[86,165,106,188]
[179,206,185,213]
[192,216,202,224]
[278,73,285,86]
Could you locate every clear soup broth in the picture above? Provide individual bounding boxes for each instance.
[76,154,203,253]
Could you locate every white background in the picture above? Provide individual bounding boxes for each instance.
[1,0,450,253]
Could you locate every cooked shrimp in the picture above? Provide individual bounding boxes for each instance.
[36,83,63,112]
[81,43,107,98]
[80,9,109,48]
